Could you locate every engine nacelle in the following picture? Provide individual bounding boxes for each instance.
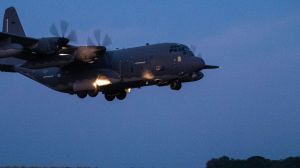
[31,37,68,55]
[73,46,106,63]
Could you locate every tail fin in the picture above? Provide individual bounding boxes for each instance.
[2,7,26,36]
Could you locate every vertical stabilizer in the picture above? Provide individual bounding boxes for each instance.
[2,7,26,36]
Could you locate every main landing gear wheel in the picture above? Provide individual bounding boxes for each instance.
[88,89,98,97]
[77,91,88,99]
[170,80,182,90]
[104,94,115,101]
[116,91,127,100]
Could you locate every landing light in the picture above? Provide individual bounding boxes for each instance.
[143,71,154,80]
[93,78,112,88]
[59,53,70,56]
[125,88,131,93]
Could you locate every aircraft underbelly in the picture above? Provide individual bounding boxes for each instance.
[14,67,72,92]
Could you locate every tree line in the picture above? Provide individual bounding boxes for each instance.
[206,156,300,168]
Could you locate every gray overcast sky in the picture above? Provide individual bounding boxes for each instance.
[0,0,300,168]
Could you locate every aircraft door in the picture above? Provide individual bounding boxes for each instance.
[172,55,181,74]
[119,57,133,79]
[145,55,152,72]
[151,55,165,76]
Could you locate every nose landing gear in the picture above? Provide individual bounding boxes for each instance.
[170,80,182,90]
[116,91,127,100]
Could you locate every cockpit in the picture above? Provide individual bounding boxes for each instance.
[169,44,194,57]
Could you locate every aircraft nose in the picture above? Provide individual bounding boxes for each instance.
[193,57,205,71]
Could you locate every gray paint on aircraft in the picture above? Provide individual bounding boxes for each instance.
[0,7,218,101]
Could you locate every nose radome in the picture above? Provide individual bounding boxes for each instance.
[199,57,205,66]
[194,57,205,71]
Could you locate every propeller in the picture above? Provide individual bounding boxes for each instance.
[190,45,202,57]
[94,29,101,46]
[190,45,219,69]
[50,20,77,43]
[87,29,112,47]
[103,34,112,47]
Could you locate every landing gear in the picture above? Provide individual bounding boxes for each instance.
[170,80,182,90]
[116,91,127,100]
[77,91,87,99]
[76,89,99,98]
[104,94,115,101]
[104,90,127,101]
[76,89,128,101]
[88,89,98,97]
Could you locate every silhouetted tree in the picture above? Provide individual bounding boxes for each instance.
[206,156,300,168]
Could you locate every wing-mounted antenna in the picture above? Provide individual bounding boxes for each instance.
[2,7,26,37]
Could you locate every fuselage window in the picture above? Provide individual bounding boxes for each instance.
[155,65,163,71]
[177,56,182,62]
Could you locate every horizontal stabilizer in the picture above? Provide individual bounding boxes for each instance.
[0,32,38,48]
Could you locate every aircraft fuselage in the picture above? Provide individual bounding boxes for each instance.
[10,43,205,101]
[1,7,219,101]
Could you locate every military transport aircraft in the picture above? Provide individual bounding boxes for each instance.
[0,7,218,101]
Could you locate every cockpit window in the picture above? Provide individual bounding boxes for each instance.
[169,45,190,55]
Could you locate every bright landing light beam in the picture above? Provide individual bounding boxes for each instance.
[93,77,112,88]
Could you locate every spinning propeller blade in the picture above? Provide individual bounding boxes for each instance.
[49,20,77,43]
[86,29,112,47]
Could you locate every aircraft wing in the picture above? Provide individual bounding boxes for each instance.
[0,7,107,69]
[0,7,106,67]
[0,32,107,67]
[0,32,38,48]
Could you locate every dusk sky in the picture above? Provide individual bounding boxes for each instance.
[0,0,299,168]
